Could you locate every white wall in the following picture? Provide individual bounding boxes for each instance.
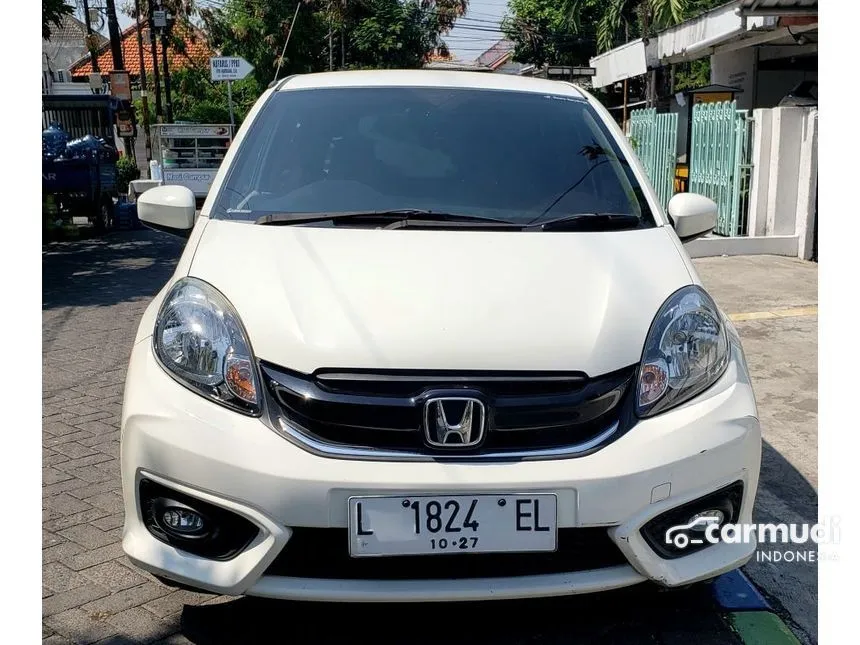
[669,96,689,161]
[48,82,93,96]
[747,107,818,259]
[710,48,756,110]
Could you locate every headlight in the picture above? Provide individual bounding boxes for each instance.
[636,285,729,417]
[153,277,260,415]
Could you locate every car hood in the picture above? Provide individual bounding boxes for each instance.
[187,220,693,376]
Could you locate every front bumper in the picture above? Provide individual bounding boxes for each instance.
[120,339,761,601]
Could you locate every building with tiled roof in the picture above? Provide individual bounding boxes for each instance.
[473,39,528,75]
[69,19,212,81]
[43,14,108,76]
[423,47,494,71]
[426,49,453,63]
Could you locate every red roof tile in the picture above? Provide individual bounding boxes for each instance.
[69,20,213,79]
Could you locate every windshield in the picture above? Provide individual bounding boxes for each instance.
[210,86,654,227]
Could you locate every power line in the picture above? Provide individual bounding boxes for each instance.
[200,1,506,25]
[191,1,593,57]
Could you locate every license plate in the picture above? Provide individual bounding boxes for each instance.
[348,494,557,557]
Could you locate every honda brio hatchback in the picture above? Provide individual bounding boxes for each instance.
[123,70,761,601]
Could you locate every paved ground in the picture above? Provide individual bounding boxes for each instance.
[42,231,817,644]
[694,256,819,645]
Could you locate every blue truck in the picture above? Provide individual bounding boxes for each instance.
[42,95,121,231]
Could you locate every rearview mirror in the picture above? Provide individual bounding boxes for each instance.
[137,185,196,237]
[667,193,718,243]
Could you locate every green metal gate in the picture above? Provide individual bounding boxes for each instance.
[689,101,753,236]
[628,108,678,209]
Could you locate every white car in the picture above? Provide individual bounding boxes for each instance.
[122,70,761,602]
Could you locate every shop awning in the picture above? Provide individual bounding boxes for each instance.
[588,0,817,87]
[591,39,657,89]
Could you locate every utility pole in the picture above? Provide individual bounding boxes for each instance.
[148,1,163,122]
[105,0,124,71]
[101,0,132,160]
[161,34,173,122]
[622,23,629,130]
[160,9,175,123]
[328,1,333,71]
[134,0,152,163]
[81,0,100,73]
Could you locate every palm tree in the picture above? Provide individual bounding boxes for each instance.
[564,0,687,53]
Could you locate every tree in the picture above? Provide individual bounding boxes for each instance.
[43,0,73,40]
[562,0,687,53]
[125,0,472,126]
[200,0,470,85]
[170,64,260,124]
[201,1,328,87]
[348,0,460,69]
[502,0,597,68]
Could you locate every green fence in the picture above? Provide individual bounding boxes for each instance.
[689,101,753,236]
[628,108,678,209]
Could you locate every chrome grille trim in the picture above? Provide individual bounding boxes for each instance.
[274,416,621,462]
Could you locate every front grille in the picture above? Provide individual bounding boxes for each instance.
[261,363,635,457]
[264,528,627,580]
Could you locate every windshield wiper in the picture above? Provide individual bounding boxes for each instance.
[253,209,642,231]
[254,209,521,228]
[527,213,643,232]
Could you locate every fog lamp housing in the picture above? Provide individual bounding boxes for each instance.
[157,502,209,539]
[139,479,259,560]
[640,481,743,559]
[687,509,726,532]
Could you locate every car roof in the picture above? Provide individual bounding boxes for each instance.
[278,70,587,100]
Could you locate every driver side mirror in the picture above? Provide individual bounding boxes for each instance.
[667,193,718,243]
[137,185,196,238]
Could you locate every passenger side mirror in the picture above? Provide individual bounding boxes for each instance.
[137,185,196,237]
[667,193,718,243]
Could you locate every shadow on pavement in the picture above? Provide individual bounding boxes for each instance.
[42,229,185,310]
[743,440,819,645]
[757,441,817,525]
[178,584,738,645]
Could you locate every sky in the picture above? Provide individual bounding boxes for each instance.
[114,0,510,64]
[445,0,508,62]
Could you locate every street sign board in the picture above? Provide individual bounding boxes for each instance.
[109,70,131,100]
[547,66,597,77]
[159,125,231,139]
[153,10,167,28]
[117,116,135,137]
[210,57,254,82]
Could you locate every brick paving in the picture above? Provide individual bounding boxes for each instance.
[42,230,207,645]
[42,229,746,645]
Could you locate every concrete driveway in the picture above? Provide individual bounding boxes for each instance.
[694,255,818,645]
[42,231,816,644]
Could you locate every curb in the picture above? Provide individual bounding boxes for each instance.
[728,612,802,645]
[711,570,770,611]
[711,570,802,645]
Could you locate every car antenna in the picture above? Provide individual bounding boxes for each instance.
[272,2,302,86]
